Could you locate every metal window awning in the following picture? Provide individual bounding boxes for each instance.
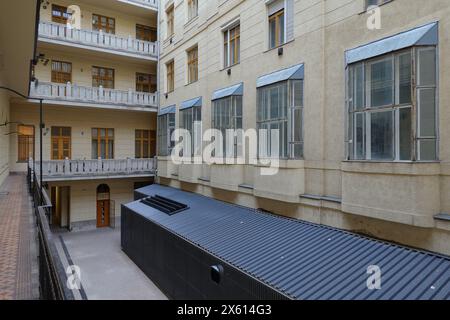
[256,64,304,88]
[124,184,450,300]
[180,97,202,110]
[158,105,176,116]
[212,82,244,101]
[345,22,438,66]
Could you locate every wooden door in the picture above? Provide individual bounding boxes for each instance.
[96,184,110,228]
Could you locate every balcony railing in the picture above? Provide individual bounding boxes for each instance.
[38,21,158,59]
[30,81,157,108]
[125,0,158,9]
[31,158,157,181]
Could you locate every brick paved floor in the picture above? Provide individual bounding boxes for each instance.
[0,174,38,300]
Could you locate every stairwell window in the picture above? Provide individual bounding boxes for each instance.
[187,46,198,84]
[157,112,176,156]
[187,0,198,21]
[223,24,240,68]
[347,48,438,161]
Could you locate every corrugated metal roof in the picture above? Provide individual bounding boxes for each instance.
[180,97,202,110]
[212,82,244,101]
[256,64,304,88]
[345,22,438,65]
[127,184,450,300]
[158,105,176,116]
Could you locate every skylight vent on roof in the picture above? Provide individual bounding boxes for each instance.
[141,195,189,215]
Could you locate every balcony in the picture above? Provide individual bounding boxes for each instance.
[31,158,157,182]
[38,21,158,61]
[30,81,157,111]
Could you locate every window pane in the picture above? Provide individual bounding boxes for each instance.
[278,13,285,45]
[418,48,436,86]
[370,58,393,107]
[420,140,437,161]
[419,88,436,137]
[355,113,365,159]
[269,19,276,48]
[399,108,412,160]
[370,111,393,160]
[398,52,412,104]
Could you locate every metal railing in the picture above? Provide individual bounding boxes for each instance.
[31,158,156,180]
[27,166,75,300]
[38,21,158,58]
[30,81,157,108]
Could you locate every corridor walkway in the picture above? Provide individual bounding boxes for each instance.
[0,174,38,300]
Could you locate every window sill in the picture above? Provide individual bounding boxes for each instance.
[255,158,305,169]
[220,62,240,72]
[359,0,393,15]
[342,160,441,175]
[264,39,295,54]
[185,80,198,86]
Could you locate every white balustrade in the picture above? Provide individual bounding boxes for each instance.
[30,81,157,108]
[31,158,156,180]
[126,0,158,9]
[38,21,158,58]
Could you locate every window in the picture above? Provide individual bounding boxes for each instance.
[52,4,71,24]
[366,0,391,9]
[187,46,198,84]
[268,9,285,49]
[136,24,157,42]
[157,113,176,156]
[223,24,240,68]
[212,96,243,158]
[136,73,156,93]
[257,80,304,159]
[180,106,202,157]
[51,60,72,84]
[92,14,115,34]
[166,6,174,38]
[51,127,71,160]
[135,129,156,158]
[187,0,198,21]
[347,47,437,161]
[166,61,175,93]
[92,128,114,159]
[92,66,114,89]
[17,125,34,162]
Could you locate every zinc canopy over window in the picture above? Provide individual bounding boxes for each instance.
[180,97,202,110]
[345,22,438,66]
[212,82,244,101]
[158,105,176,116]
[256,63,304,88]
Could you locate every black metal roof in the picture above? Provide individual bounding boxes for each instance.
[125,184,450,300]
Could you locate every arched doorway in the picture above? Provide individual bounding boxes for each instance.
[96,184,110,228]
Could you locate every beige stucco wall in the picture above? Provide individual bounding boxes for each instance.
[9,102,156,172]
[40,0,157,38]
[157,0,450,255]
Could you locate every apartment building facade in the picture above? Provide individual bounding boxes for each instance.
[157,0,450,255]
[7,0,159,230]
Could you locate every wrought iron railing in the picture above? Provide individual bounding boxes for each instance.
[27,166,75,300]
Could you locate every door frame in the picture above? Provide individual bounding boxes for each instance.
[96,184,110,228]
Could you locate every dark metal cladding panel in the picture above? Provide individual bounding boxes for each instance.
[126,185,450,300]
